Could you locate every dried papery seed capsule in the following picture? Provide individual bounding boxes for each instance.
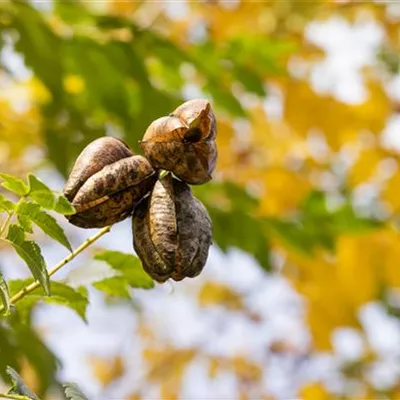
[172,99,217,140]
[140,116,187,143]
[68,179,157,228]
[140,99,217,185]
[63,137,133,202]
[72,156,154,208]
[63,137,157,229]
[66,155,157,229]
[132,174,212,282]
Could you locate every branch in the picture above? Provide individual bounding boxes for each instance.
[0,213,12,237]
[0,394,35,400]
[0,225,111,313]
[0,198,23,237]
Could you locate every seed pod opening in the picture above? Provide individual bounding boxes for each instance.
[132,174,212,282]
[63,138,157,229]
[140,99,217,185]
[172,99,217,141]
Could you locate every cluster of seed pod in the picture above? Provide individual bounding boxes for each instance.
[63,99,216,282]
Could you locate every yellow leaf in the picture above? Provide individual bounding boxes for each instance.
[197,2,273,42]
[144,348,195,384]
[88,355,125,386]
[349,148,383,186]
[382,172,400,213]
[380,229,400,288]
[215,119,236,173]
[0,87,42,166]
[137,322,156,342]
[63,74,85,95]
[29,78,51,104]
[299,383,332,400]
[286,227,400,350]
[19,358,40,395]
[306,314,331,350]
[198,281,244,311]
[126,394,141,400]
[283,79,390,150]
[336,232,384,308]
[160,384,179,400]
[283,250,357,350]
[250,106,310,168]
[269,340,297,354]
[258,169,311,217]
[208,357,220,379]
[108,0,140,15]
[337,228,400,307]
[231,356,262,383]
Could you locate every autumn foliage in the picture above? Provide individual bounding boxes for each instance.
[1,1,400,399]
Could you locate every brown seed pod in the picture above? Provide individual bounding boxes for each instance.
[132,174,212,282]
[63,137,133,202]
[140,99,217,185]
[173,99,217,141]
[63,138,157,229]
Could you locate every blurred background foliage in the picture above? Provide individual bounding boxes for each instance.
[2,0,400,399]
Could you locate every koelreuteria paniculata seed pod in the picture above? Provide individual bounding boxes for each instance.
[63,137,157,229]
[140,99,217,184]
[132,174,212,282]
[63,99,216,283]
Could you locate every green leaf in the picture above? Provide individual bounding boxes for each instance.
[193,181,258,212]
[93,276,131,299]
[65,37,138,124]
[194,182,271,271]
[76,285,88,299]
[0,174,29,196]
[0,194,15,214]
[55,0,94,25]
[46,281,88,321]
[54,194,76,215]
[233,65,266,96]
[225,35,296,77]
[18,203,72,251]
[63,382,89,400]
[6,224,25,243]
[6,225,49,295]
[17,214,33,234]
[12,1,63,96]
[0,319,59,396]
[8,280,89,322]
[27,174,56,210]
[0,272,10,315]
[204,82,246,117]
[265,219,314,255]
[265,191,383,255]
[26,174,75,216]
[210,207,271,270]
[0,323,20,383]
[95,251,154,289]
[7,316,60,396]
[6,366,40,400]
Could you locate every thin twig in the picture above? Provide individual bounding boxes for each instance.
[0,198,23,237]
[0,196,25,237]
[0,394,35,400]
[0,225,111,313]
[0,213,12,237]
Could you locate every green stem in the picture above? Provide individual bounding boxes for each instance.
[0,198,24,237]
[0,394,35,400]
[0,213,12,237]
[0,225,111,313]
